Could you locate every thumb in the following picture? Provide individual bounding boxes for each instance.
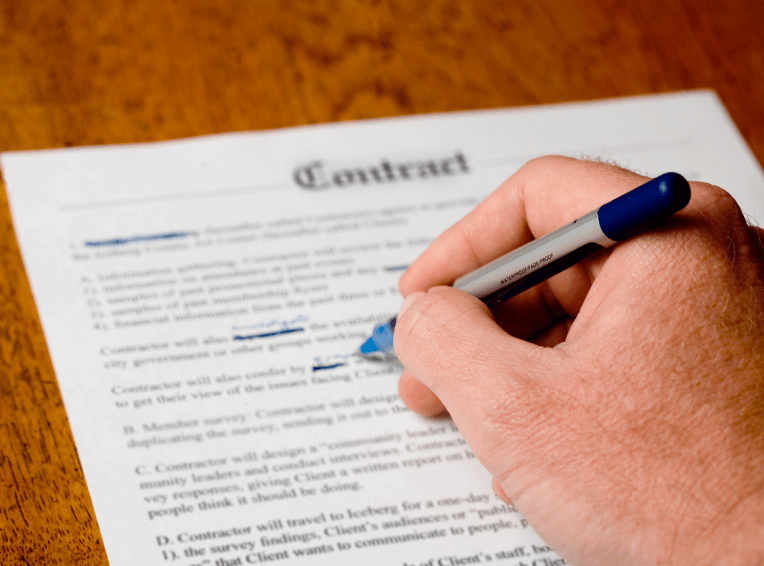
[393,286,553,458]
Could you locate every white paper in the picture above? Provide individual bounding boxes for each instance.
[3,91,763,566]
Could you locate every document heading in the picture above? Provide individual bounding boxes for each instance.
[293,152,470,191]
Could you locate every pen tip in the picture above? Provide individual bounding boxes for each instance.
[358,336,380,355]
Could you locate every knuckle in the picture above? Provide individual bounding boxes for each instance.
[690,181,744,222]
[517,155,575,178]
[518,154,641,180]
[684,182,764,273]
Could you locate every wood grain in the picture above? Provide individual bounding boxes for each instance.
[1,0,763,563]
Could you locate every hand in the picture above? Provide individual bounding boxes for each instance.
[394,156,764,565]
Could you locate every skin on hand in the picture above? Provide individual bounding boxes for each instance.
[394,156,764,566]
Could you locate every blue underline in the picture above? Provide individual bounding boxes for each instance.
[233,327,305,340]
[312,363,347,372]
[85,231,195,247]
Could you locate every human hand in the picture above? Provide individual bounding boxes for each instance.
[394,156,764,565]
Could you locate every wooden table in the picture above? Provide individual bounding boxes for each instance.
[1,1,763,563]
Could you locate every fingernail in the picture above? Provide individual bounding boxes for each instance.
[398,291,426,320]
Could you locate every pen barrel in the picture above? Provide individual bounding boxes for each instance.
[453,172,691,305]
[454,209,615,300]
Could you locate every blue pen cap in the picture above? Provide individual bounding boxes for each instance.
[598,172,691,241]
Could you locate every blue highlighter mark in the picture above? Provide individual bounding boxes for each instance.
[359,318,396,355]
[234,327,305,340]
[85,231,195,247]
[359,336,380,354]
[312,363,347,372]
[384,265,409,272]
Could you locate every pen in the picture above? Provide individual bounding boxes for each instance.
[357,172,691,358]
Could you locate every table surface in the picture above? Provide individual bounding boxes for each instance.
[2,1,763,563]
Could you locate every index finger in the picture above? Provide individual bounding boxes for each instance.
[399,156,649,295]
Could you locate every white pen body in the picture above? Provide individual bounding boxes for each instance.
[453,210,616,300]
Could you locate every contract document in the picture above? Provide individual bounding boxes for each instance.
[2,91,763,566]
